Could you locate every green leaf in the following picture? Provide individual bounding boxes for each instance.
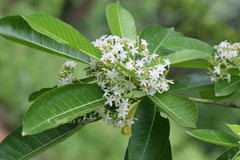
[187,129,240,147]
[0,16,90,63]
[217,147,240,160]
[162,37,215,54]
[149,92,198,128]
[163,49,211,65]
[228,68,240,77]
[28,87,56,102]
[128,97,170,160]
[23,84,105,135]
[200,88,233,101]
[0,116,96,160]
[28,77,96,102]
[227,124,240,136]
[158,140,172,160]
[106,1,137,39]
[215,77,240,96]
[23,14,101,60]
[171,60,209,68]
[124,148,129,160]
[140,24,182,56]
[170,73,213,93]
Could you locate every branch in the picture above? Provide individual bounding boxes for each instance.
[189,97,240,108]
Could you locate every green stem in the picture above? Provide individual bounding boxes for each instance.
[189,97,240,108]
[232,150,240,160]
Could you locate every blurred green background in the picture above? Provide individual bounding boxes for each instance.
[0,0,240,159]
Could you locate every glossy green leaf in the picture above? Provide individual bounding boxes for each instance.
[171,60,209,68]
[23,14,101,60]
[140,24,182,56]
[215,77,240,96]
[28,87,56,102]
[228,68,240,77]
[106,1,137,39]
[28,77,96,102]
[162,37,215,54]
[217,147,240,160]
[128,97,170,160]
[149,92,197,128]
[124,148,129,160]
[0,16,90,63]
[227,124,240,136]
[163,49,211,65]
[0,116,96,160]
[187,129,240,147]
[23,84,105,135]
[170,73,213,93]
[199,88,233,101]
[159,140,172,160]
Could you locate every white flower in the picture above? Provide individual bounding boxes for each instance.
[102,111,112,123]
[141,39,148,47]
[126,118,134,126]
[58,73,75,87]
[119,51,128,61]
[115,120,125,128]
[121,98,130,108]
[136,68,144,76]
[127,81,136,91]
[150,53,159,59]
[130,47,139,56]
[98,80,106,89]
[116,107,128,119]
[89,35,172,128]
[90,59,97,70]
[64,61,77,69]
[155,64,166,75]
[149,69,160,80]
[226,74,231,83]
[105,95,114,106]
[127,40,136,48]
[219,40,230,48]
[140,79,148,87]
[135,59,144,68]
[105,68,118,80]
[125,61,135,71]
[213,65,221,75]
[163,58,171,68]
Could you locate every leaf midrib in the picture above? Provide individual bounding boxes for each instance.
[217,79,240,94]
[24,97,105,133]
[187,131,239,147]
[23,16,100,60]
[152,94,193,127]
[153,30,171,55]
[117,3,124,38]
[140,106,157,160]
[0,31,89,64]
[19,128,76,160]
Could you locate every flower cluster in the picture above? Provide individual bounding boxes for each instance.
[88,35,172,128]
[58,61,77,87]
[209,40,240,83]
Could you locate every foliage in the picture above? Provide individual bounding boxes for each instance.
[0,1,240,160]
